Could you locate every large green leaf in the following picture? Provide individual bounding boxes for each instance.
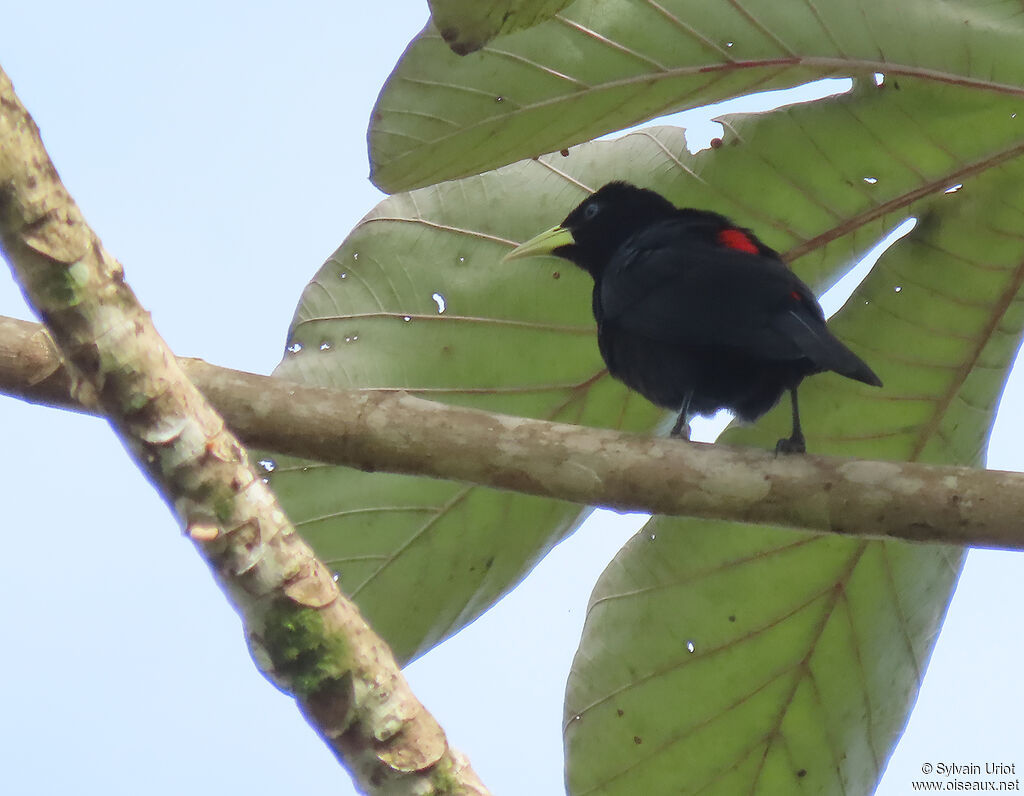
[429,0,574,55]
[563,93,1024,794]
[369,0,1024,192]
[266,145,667,664]
[266,77,1023,669]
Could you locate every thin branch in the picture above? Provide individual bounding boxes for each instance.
[1,312,1021,551]
[0,66,487,796]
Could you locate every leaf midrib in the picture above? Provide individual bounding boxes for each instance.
[387,38,1024,155]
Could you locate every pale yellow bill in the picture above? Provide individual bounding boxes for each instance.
[502,225,575,261]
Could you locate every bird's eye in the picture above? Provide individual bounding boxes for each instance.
[583,202,601,220]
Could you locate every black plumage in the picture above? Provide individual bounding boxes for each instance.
[505,181,882,453]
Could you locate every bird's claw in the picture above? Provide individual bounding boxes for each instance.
[775,436,806,455]
[669,419,691,441]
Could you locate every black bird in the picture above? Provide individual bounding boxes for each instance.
[504,181,882,453]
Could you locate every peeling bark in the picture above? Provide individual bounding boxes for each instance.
[0,65,488,796]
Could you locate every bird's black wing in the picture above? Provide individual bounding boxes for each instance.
[598,219,882,384]
[598,219,814,360]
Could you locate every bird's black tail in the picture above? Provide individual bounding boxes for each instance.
[781,310,882,386]
[821,337,883,386]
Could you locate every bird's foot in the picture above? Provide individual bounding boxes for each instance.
[775,435,806,455]
[670,419,691,441]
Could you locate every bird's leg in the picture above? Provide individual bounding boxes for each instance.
[775,387,807,455]
[670,391,693,440]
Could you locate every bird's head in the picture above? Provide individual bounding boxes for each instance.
[503,181,677,278]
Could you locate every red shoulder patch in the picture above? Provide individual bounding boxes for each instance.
[717,228,760,255]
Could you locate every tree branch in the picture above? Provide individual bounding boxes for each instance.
[0,312,1021,551]
[0,65,488,796]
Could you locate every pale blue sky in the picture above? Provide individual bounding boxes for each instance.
[1,4,1021,794]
